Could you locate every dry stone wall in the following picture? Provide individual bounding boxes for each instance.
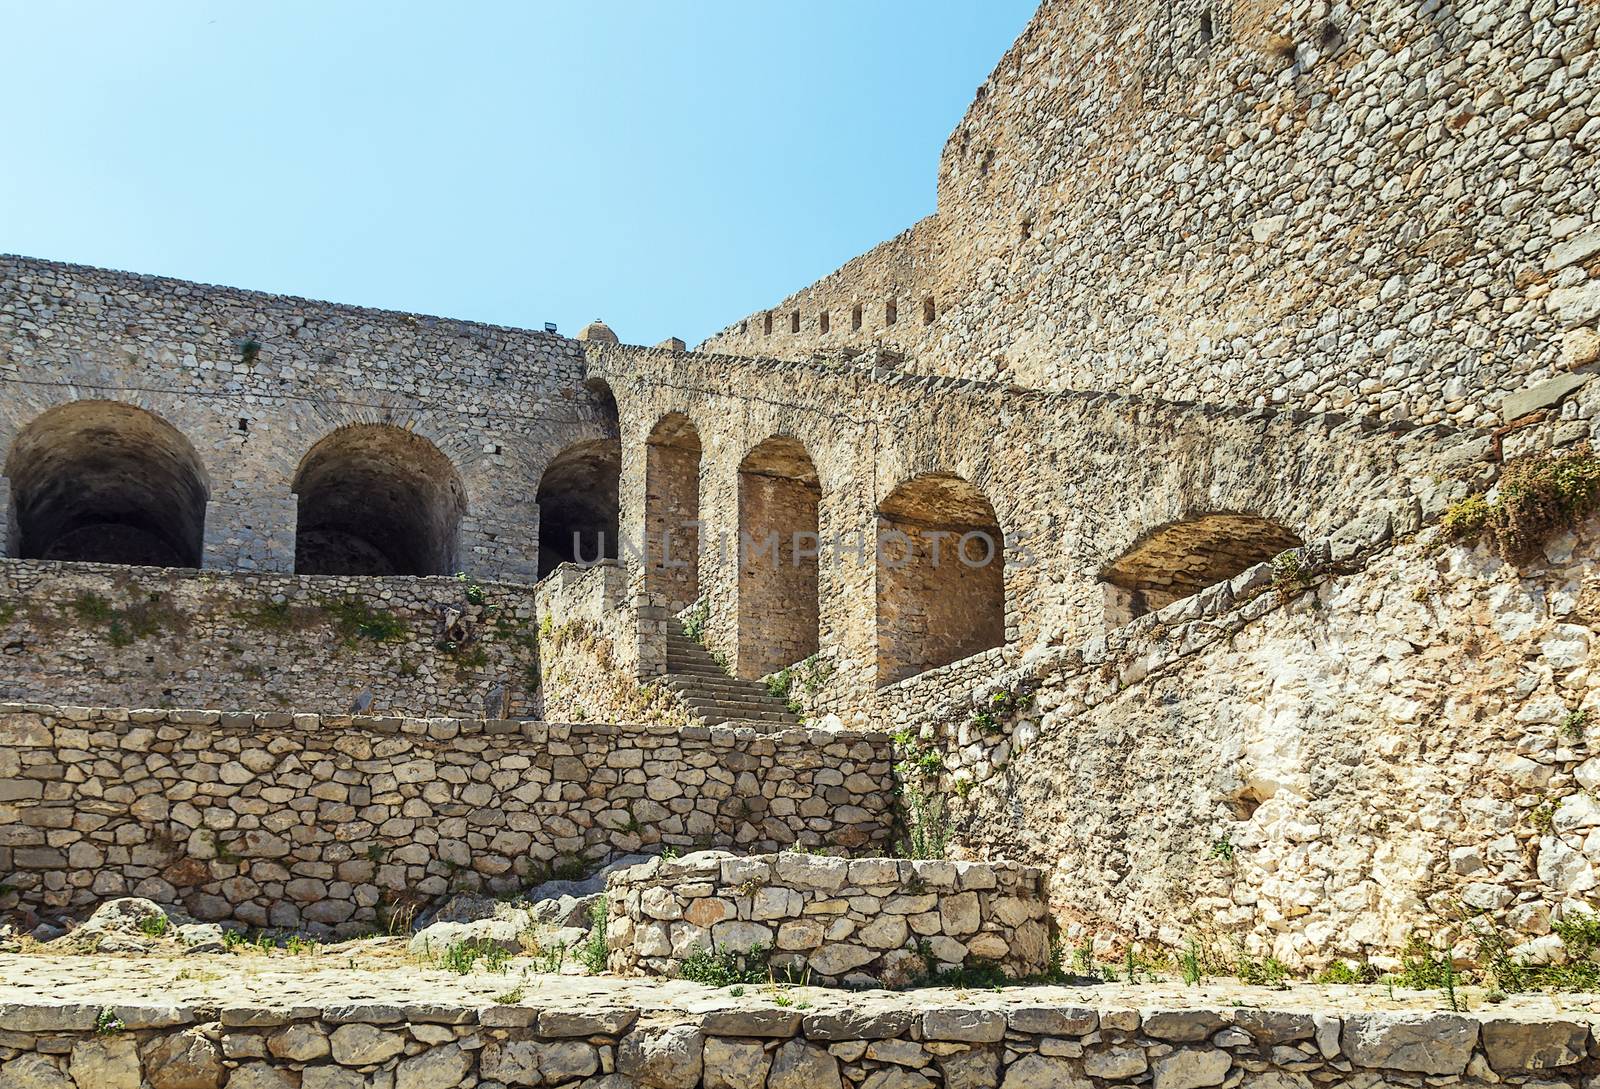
[606,850,1050,987]
[0,705,894,933]
[702,0,1600,430]
[0,986,1596,1089]
[888,506,1600,969]
[0,560,540,718]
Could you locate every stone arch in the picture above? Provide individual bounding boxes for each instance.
[292,425,465,576]
[1100,512,1303,626]
[5,400,210,567]
[645,412,702,611]
[737,435,821,679]
[536,438,621,579]
[876,473,1004,686]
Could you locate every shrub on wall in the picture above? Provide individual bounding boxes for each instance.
[1443,444,1600,561]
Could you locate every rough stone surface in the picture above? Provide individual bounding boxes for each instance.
[608,852,1043,984]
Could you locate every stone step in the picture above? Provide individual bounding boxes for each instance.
[659,617,798,727]
[680,702,794,719]
[673,689,787,706]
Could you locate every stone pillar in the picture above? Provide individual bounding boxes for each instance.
[457,508,541,583]
[0,475,14,557]
[201,492,297,573]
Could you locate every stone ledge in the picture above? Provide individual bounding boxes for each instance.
[0,702,891,743]
[0,960,1596,1088]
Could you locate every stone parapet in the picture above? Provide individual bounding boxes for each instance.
[605,850,1049,986]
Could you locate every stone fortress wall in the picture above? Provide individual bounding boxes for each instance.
[0,256,615,581]
[701,0,1600,430]
[0,561,541,718]
[2,0,1600,976]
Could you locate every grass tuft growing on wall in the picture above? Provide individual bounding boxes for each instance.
[1443,444,1600,561]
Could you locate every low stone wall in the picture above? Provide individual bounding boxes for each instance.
[0,982,1595,1089]
[0,559,541,717]
[606,850,1049,986]
[0,705,894,932]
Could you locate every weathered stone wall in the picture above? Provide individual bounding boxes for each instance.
[1,984,1595,1088]
[606,850,1049,987]
[887,505,1600,969]
[0,559,540,717]
[703,0,1600,429]
[0,705,895,933]
[533,563,691,727]
[591,342,1493,720]
[0,255,614,580]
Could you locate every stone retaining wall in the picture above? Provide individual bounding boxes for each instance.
[0,989,1594,1088]
[893,506,1600,969]
[0,560,542,718]
[0,705,893,933]
[605,850,1049,986]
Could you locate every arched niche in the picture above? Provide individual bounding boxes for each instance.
[6,400,210,567]
[293,424,466,576]
[645,412,702,611]
[737,435,820,678]
[876,472,1004,686]
[1100,511,1302,626]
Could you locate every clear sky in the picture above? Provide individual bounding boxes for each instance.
[2,1,1037,346]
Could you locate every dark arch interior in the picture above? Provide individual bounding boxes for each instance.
[1100,512,1303,626]
[6,401,209,568]
[293,425,465,576]
[537,438,621,579]
[876,472,1005,686]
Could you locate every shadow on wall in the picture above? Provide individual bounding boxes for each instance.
[4,400,210,568]
[536,438,621,579]
[292,424,467,577]
[1100,511,1303,627]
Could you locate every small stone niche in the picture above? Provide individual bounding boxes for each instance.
[605,850,1050,987]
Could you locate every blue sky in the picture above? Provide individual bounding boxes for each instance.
[2,1,1036,346]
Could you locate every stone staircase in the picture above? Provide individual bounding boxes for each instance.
[661,621,801,727]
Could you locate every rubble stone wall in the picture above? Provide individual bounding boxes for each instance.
[888,508,1600,969]
[0,705,895,933]
[0,991,1594,1089]
[702,0,1600,430]
[0,559,541,718]
[605,850,1049,986]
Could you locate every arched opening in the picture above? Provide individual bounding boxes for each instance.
[876,473,1004,686]
[5,401,209,567]
[536,438,620,579]
[293,425,465,576]
[645,413,702,611]
[737,436,820,679]
[1100,512,1303,627]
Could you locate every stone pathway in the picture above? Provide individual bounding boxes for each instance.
[2,953,1593,1021]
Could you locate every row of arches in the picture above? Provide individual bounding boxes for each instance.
[641,413,1006,686]
[4,399,1306,689]
[2,401,470,577]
